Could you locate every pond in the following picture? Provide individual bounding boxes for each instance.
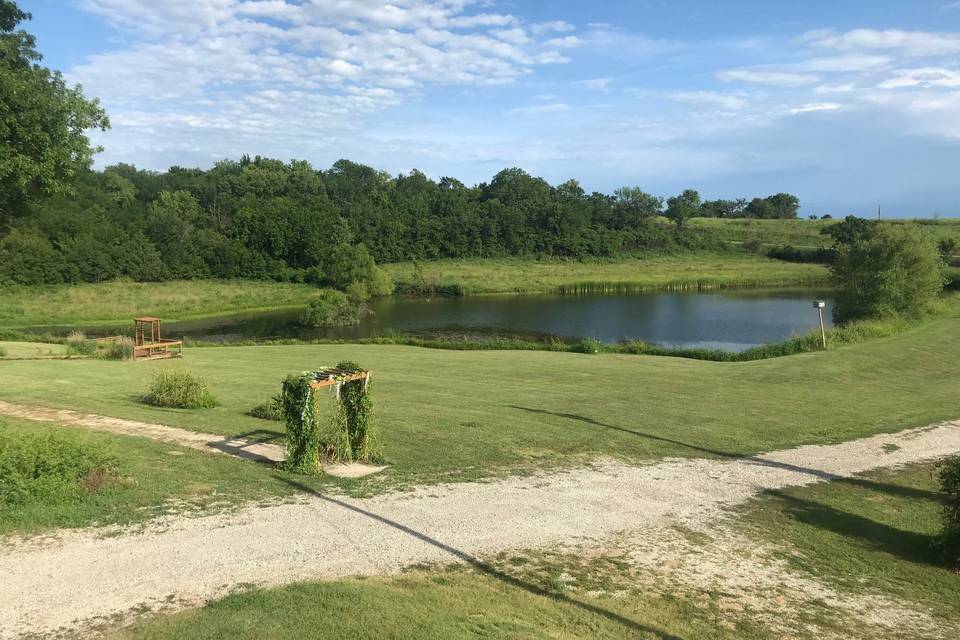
[51,288,834,352]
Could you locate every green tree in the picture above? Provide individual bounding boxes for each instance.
[0,1,109,227]
[665,189,701,230]
[831,225,945,322]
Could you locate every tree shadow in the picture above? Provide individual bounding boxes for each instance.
[232,429,285,444]
[766,489,942,566]
[509,405,942,502]
[275,475,683,640]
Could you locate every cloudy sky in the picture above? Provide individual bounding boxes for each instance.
[23,0,960,216]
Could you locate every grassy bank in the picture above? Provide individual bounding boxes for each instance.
[0,280,321,329]
[689,217,960,249]
[106,463,958,640]
[1,304,959,491]
[384,252,828,295]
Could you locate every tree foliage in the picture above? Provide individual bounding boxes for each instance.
[831,225,945,322]
[0,1,109,228]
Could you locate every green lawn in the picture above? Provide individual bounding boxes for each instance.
[383,252,827,294]
[0,341,65,358]
[1,303,959,491]
[106,463,958,640]
[739,462,960,631]
[0,280,321,329]
[0,416,339,535]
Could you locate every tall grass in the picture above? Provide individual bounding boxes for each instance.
[65,331,96,357]
[142,370,219,409]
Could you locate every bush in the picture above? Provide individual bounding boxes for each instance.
[301,289,365,327]
[97,336,134,360]
[0,432,118,507]
[767,244,835,264]
[248,394,284,421]
[937,457,960,568]
[742,238,763,254]
[0,346,7,358]
[65,331,96,357]
[831,225,946,322]
[142,370,218,409]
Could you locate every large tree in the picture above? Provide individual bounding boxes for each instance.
[0,0,109,227]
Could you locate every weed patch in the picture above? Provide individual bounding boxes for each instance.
[142,370,219,409]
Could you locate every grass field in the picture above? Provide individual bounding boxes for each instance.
[384,252,828,294]
[689,217,960,249]
[0,416,340,535]
[0,341,66,358]
[740,462,960,629]
[0,280,321,329]
[1,300,958,494]
[104,463,958,640]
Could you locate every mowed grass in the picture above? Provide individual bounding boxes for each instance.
[739,462,960,629]
[0,341,65,358]
[0,416,339,535]
[107,464,959,640]
[0,280,321,329]
[384,252,828,294]
[1,303,959,490]
[690,217,960,249]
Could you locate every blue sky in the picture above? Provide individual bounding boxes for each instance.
[22,0,960,216]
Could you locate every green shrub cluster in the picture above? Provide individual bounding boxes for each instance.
[142,370,219,409]
[65,330,96,357]
[300,289,366,328]
[0,432,118,507]
[937,457,960,568]
[0,346,7,358]
[247,394,284,421]
[98,336,134,360]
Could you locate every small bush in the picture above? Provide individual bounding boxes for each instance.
[742,238,763,254]
[97,336,134,360]
[573,338,604,354]
[301,289,365,327]
[937,457,960,568]
[0,346,7,358]
[65,331,96,357]
[248,394,284,421]
[0,432,119,507]
[142,370,218,409]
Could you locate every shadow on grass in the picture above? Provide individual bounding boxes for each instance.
[766,489,942,566]
[276,475,684,640]
[232,429,285,444]
[509,406,941,502]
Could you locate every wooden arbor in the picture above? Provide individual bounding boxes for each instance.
[309,367,370,395]
[133,317,183,360]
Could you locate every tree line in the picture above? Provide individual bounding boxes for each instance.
[0,157,804,286]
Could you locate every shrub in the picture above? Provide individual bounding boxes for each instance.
[742,238,763,254]
[142,370,218,409]
[248,394,284,421]
[573,338,604,354]
[831,225,946,322]
[301,289,365,327]
[0,432,118,507]
[937,456,960,568]
[97,336,134,360]
[65,331,96,357]
[0,346,7,358]
[767,244,835,264]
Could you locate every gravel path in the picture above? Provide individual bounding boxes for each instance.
[1,419,959,638]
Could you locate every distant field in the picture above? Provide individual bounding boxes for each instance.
[689,217,960,249]
[384,252,828,295]
[0,280,320,329]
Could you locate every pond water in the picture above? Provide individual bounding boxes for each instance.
[53,288,834,352]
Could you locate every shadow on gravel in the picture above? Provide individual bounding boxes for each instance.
[509,406,942,502]
[276,476,685,640]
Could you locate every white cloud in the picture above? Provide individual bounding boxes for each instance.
[788,102,842,114]
[507,103,572,115]
[574,77,613,92]
[668,91,748,111]
[71,0,583,165]
[803,28,960,57]
[717,69,820,86]
[878,67,960,89]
